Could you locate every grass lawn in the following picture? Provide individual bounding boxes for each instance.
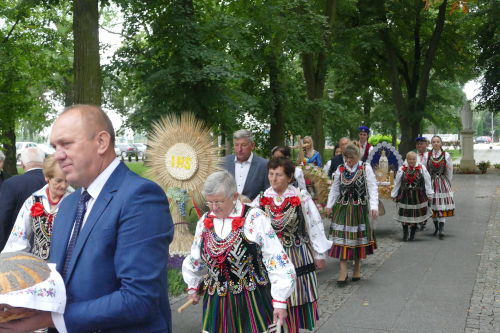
[448,149,461,160]
[125,161,148,178]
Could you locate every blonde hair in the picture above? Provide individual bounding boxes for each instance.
[406,151,417,159]
[42,155,62,179]
[343,144,360,158]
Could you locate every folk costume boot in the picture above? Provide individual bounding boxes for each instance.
[438,222,445,240]
[402,225,409,242]
[433,220,439,236]
[409,225,417,241]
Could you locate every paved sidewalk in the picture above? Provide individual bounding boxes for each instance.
[465,186,500,333]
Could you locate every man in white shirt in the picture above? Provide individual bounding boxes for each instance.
[413,136,430,167]
[358,126,373,162]
[221,129,269,201]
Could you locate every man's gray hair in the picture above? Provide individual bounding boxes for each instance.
[233,129,254,143]
[203,170,237,197]
[339,137,350,145]
[20,147,45,165]
[0,151,5,161]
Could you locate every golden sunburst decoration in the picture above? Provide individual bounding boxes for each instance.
[146,112,219,254]
[146,112,219,192]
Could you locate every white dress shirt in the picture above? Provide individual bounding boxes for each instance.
[360,142,374,157]
[234,153,253,194]
[52,158,121,333]
[416,150,429,169]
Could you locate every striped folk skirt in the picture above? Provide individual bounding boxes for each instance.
[394,189,431,225]
[284,242,319,332]
[202,285,274,333]
[430,175,455,218]
[328,202,377,260]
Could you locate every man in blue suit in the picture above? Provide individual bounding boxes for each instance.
[0,105,174,333]
[221,129,269,201]
[0,147,46,251]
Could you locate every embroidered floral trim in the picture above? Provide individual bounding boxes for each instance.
[10,279,57,298]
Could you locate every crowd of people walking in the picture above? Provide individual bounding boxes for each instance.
[0,108,455,332]
[180,127,455,332]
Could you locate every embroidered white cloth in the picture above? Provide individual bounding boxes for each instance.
[0,264,66,314]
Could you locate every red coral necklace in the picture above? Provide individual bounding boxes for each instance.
[403,165,420,184]
[46,188,62,208]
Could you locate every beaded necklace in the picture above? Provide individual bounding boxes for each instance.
[428,150,445,169]
[202,207,246,264]
[339,164,363,185]
[402,165,421,184]
[260,195,300,234]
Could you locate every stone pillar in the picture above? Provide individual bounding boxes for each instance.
[460,129,476,171]
[460,99,475,172]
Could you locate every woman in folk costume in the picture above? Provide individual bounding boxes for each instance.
[252,158,332,332]
[303,136,322,167]
[271,145,307,191]
[391,152,434,241]
[182,171,295,333]
[358,126,373,162]
[427,135,455,239]
[325,144,378,284]
[2,155,73,259]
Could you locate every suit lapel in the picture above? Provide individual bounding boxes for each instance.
[63,163,127,282]
[227,156,236,177]
[242,156,257,195]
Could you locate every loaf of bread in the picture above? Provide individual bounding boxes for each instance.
[0,252,51,323]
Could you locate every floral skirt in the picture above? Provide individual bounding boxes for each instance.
[202,285,275,333]
[284,242,319,332]
[394,189,431,224]
[328,202,377,260]
[430,175,455,218]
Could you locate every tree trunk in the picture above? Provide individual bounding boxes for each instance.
[73,0,101,105]
[300,0,336,159]
[2,115,17,175]
[267,47,285,150]
[399,117,419,154]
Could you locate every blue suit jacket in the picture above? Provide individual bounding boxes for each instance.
[221,154,270,201]
[0,168,45,251]
[49,162,173,333]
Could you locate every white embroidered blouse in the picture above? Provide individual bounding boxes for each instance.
[2,184,73,254]
[182,200,296,309]
[250,185,332,259]
[326,161,378,210]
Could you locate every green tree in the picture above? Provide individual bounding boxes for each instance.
[0,1,73,174]
[475,0,499,114]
